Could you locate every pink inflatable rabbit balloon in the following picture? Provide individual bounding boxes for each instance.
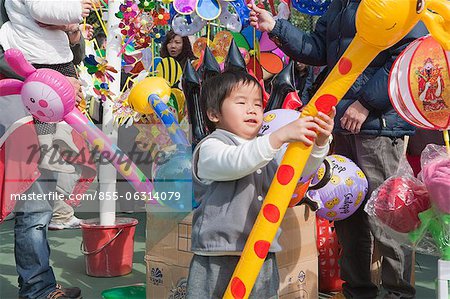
[0,48,155,197]
[1,48,75,123]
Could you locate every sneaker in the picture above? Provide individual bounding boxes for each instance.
[48,216,81,230]
[46,284,82,299]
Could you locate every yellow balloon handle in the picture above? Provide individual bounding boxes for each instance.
[223,38,380,299]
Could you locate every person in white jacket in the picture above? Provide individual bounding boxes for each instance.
[186,71,335,298]
[0,0,95,174]
[0,1,97,298]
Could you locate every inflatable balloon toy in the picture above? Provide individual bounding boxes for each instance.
[259,108,317,209]
[127,76,172,115]
[197,46,221,82]
[171,0,250,36]
[155,57,184,87]
[264,60,302,111]
[224,0,450,297]
[369,175,430,234]
[0,48,154,196]
[307,155,369,221]
[291,0,331,16]
[148,94,190,146]
[182,60,208,146]
[411,146,450,261]
[151,143,193,211]
[389,35,450,130]
[224,39,248,72]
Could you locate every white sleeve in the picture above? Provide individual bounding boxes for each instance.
[274,140,330,179]
[197,134,279,181]
[25,0,82,25]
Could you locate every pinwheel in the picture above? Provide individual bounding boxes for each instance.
[84,54,118,83]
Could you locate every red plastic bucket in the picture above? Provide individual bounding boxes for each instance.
[80,217,138,277]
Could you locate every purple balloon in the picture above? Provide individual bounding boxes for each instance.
[259,109,300,135]
[309,155,368,221]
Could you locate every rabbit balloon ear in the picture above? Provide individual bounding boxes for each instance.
[5,49,36,78]
[0,79,24,96]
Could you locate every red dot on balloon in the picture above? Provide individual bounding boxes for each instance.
[263,204,280,223]
[254,240,270,259]
[277,165,295,185]
[231,277,246,299]
[339,57,352,75]
[315,94,338,114]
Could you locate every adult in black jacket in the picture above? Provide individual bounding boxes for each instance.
[249,1,428,298]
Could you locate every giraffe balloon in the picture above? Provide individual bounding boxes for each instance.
[224,0,450,298]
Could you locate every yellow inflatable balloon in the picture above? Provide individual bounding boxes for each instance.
[224,0,450,298]
[127,77,172,115]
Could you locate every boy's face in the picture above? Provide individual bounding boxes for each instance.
[208,82,263,140]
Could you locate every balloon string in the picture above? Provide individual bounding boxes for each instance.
[207,22,211,47]
[92,38,104,58]
[93,3,108,37]
[152,39,155,76]
[443,130,450,156]
[253,27,256,75]
[121,76,133,93]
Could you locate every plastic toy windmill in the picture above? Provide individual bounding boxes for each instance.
[223,0,450,298]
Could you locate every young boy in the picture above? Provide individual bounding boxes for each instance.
[186,71,335,298]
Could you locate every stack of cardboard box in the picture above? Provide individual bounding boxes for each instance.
[145,205,318,298]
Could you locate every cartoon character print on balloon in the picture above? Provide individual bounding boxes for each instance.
[308,155,369,221]
[417,57,447,112]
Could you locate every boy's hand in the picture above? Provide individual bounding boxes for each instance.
[270,116,319,149]
[314,107,336,146]
[248,3,276,32]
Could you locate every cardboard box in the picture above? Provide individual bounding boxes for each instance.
[146,205,318,298]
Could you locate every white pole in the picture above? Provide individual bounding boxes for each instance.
[99,0,122,226]
[437,259,450,299]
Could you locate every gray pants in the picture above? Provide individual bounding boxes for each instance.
[333,134,415,299]
[186,253,279,299]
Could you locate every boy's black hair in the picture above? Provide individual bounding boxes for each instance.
[200,71,263,132]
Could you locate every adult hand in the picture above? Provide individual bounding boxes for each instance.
[81,0,95,18]
[80,23,94,40]
[340,100,369,134]
[248,3,276,32]
[66,77,83,105]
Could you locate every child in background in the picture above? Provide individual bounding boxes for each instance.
[186,71,335,298]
